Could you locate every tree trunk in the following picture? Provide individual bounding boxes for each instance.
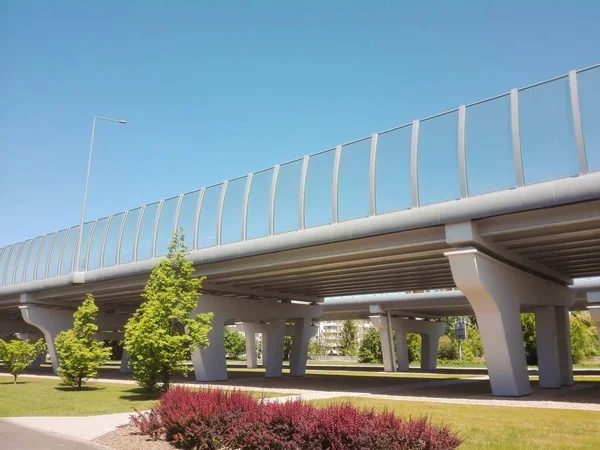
[13,374,17,384]
[77,377,82,390]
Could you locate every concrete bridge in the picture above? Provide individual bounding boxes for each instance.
[1,64,600,397]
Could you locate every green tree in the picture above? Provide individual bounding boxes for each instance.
[0,338,46,384]
[407,333,421,363]
[520,313,538,366]
[463,323,484,359]
[224,327,246,359]
[283,336,293,361]
[570,311,600,363]
[55,295,111,389]
[358,327,382,364]
[308,336,325,356]
[515,312,598,366]
[124,231,213,392]
[437,335,458,361]
[338,320,359,356]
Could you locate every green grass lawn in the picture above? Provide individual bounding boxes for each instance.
[0,376,282,417]
[312,397,600,450]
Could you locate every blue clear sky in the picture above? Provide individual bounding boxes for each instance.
[1,1,599,247]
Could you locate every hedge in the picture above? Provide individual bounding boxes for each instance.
[132,387,462,450]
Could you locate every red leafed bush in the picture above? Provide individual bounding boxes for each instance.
[131,387,462,450]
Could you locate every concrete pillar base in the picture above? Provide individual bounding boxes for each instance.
[535,306,561,389]
[192,295,323,381]
[378,326,395,372]
[371,315,445,373]
[421,332,442,371]
[245,331,258,369]
[120,348,133,373]
[191,315,228,382]
[395,330,409,372]
[264,319,286,378]
[289,319,317,377]
[20,304,74,374]
[446,247,574,397]
[555,306,574,386]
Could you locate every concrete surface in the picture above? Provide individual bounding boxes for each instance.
[0,419,108,449]
[5,411,134,441]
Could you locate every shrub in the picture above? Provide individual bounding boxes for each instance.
[571,311,600,363]
[55,294,111,389]
[358,327,382,364]
[407,333,421,363]
[437,335,458,361]
[132,387,462,450]
[0,338,46,384]
[224,327,246,359]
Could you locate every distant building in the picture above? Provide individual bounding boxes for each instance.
[314,320,373,355]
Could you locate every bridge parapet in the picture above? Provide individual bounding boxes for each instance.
[1,65,599,290]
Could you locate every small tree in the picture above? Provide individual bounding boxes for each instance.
[358,327,382,364]
[283,336,293,361]
[571,311,600,363]
[0,338,46,384]
[308,336,326,356]
[55,294,111,389]
[407,333,422,363]
[521,313,537,366]
[224,328,246,359]
[338,320,358,356]
[124,231,213,392]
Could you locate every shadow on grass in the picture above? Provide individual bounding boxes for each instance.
[1,380,28,385]
[119,387,160,402]
[54,385,106,392]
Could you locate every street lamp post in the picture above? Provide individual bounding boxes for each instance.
[75,116,127,272]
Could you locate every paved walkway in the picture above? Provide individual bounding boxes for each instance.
[0,419,108,449]
[5,412,134,441]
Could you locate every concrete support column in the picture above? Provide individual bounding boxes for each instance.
[20,305,74,374]
[378,326,395,372]
[245,332,258,369]
[446,247,574,396]
[555,306,574,386]
[120,349,133,373]
[372,315,445,373]
[395,330,409,372]
[534,306,561,388]
[446,249,529,396]
[191,315,228,382]
[466,290,528,396]
[261,332,268,368]
[191,294,323,380]
[264,319,286,378]
[420,333,440,371]
[289,319,316,377]
[241,322,261,369]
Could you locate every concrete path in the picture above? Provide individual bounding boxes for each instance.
[5,412,134,441]
[0,419,108,449]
